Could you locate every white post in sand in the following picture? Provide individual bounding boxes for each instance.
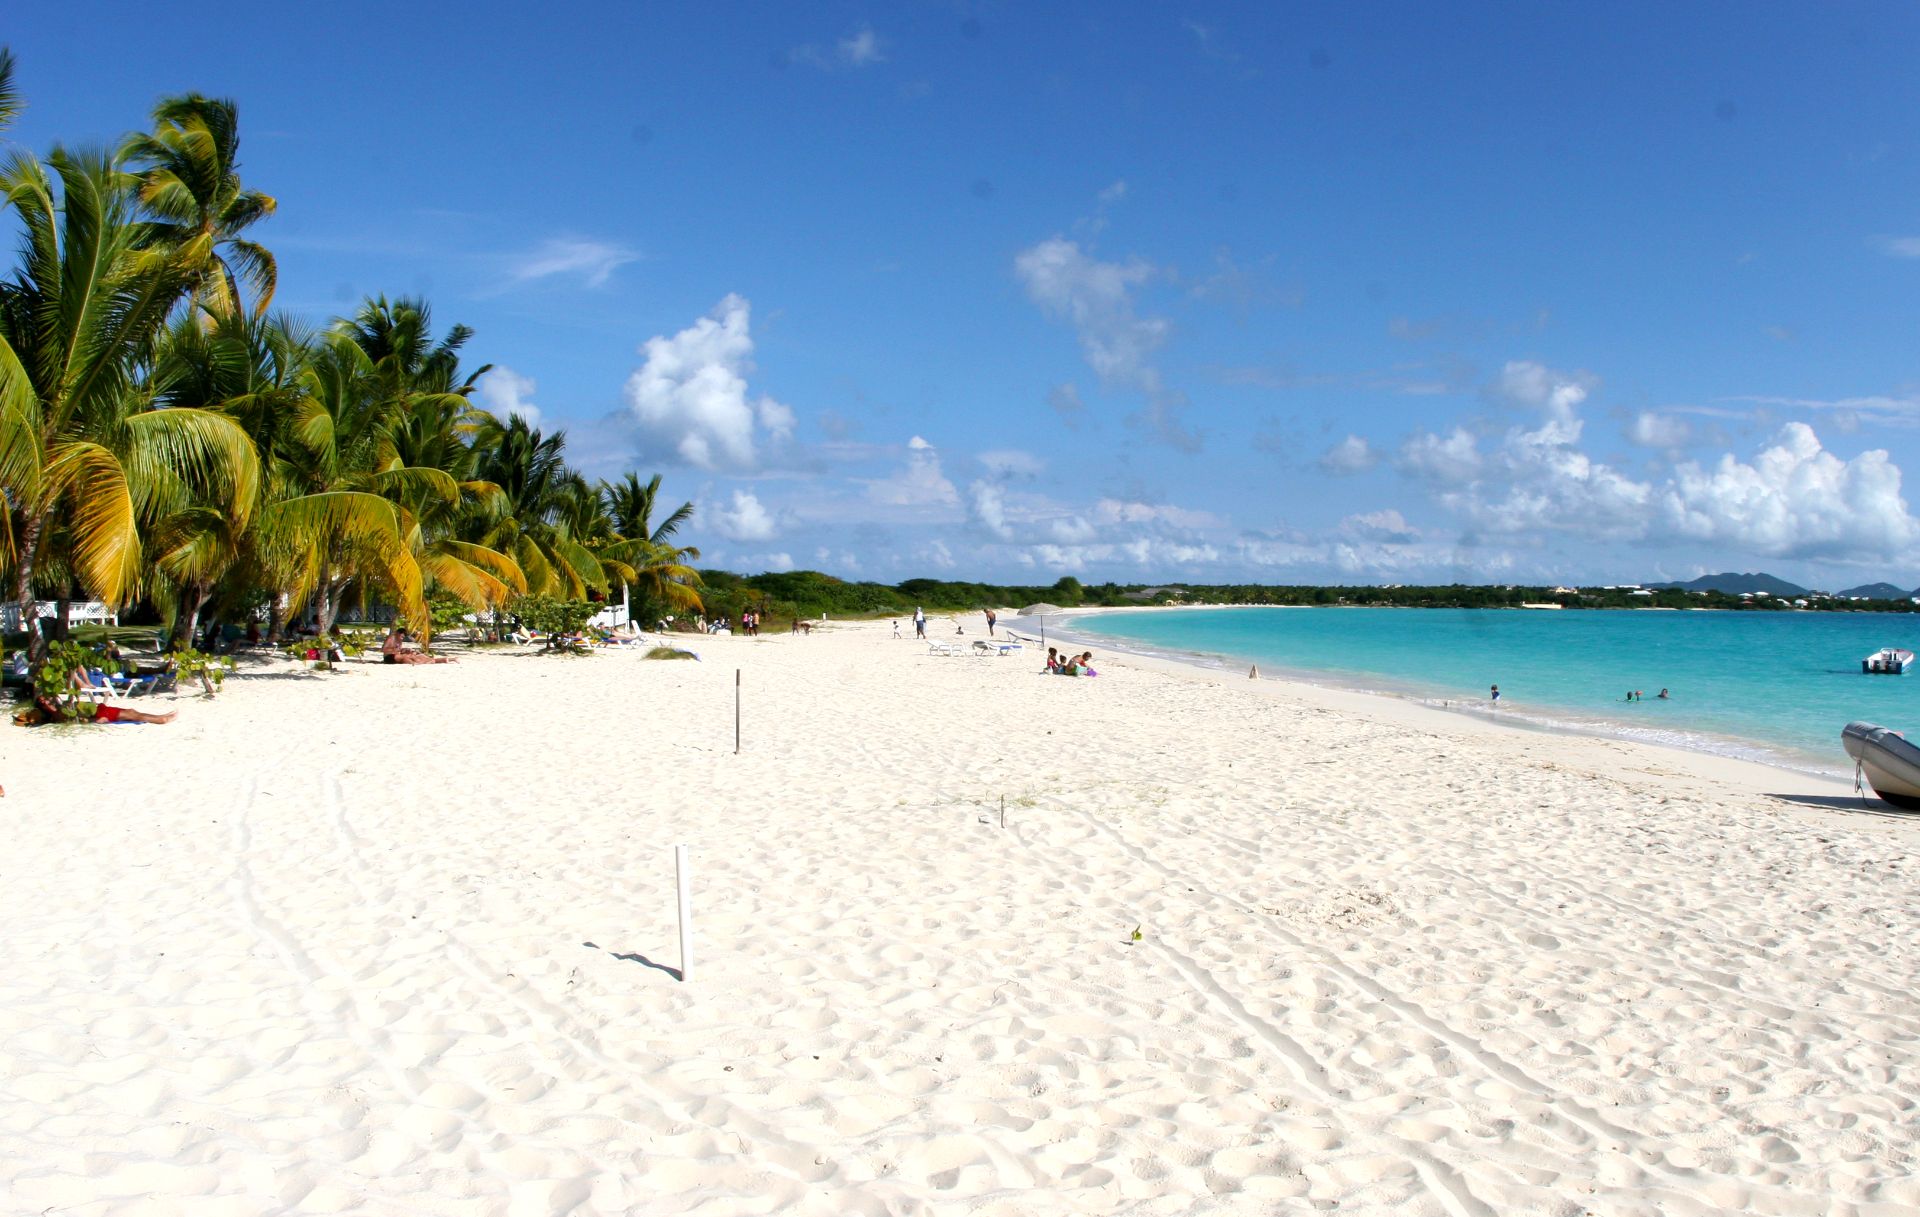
[675,844,693,982]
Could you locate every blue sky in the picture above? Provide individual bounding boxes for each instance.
[10,4,1920,589]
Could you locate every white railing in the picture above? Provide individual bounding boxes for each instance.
[586,603,630,629]
[1,600,119,631]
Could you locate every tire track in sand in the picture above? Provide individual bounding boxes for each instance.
[1061,797,1849,1217]
[996,799,1496,1217]
[225,769,522,1196]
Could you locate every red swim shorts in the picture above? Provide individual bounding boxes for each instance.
[95,705,123,723]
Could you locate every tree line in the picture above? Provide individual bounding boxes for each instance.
[690,571,1920,623]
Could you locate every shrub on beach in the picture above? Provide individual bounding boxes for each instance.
[644,646,698,661]
[512,596,599,651]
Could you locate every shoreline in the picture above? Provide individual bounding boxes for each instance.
[1024,605,1859,786]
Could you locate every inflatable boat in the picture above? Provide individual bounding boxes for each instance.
[1841,721,1920,809]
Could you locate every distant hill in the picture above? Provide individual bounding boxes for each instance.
[1837,582,1912,600]
[1649,571,1809,597]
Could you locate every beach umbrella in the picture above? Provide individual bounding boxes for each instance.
[1019,602,1061,648]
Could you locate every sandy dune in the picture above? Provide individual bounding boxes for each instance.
[3,619,1916,1215]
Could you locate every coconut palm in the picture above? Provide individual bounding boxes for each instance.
[384,388,524,624]
[469,413,609,600]
[0,147,259,670]
[145,309,317,645]
[600,472,703,621]
[121,95,277,320]
[261,329,429,637]
[0,48,21,133]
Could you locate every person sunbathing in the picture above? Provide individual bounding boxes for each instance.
[380,628,454,664]
[23,676,176,725]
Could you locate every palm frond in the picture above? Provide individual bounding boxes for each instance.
[0,48,21,132]
[44,439,141,604]
[123,406,261,526]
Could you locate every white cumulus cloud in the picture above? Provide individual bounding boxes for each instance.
[1340,509,1421,543]
[1490,360,1597,422]
[1319,434,1378,474]
[868,435,960,510]
[1627,411,1692,450]
[473,366,542,429]
[1399,428,1482,484]
[968,481,1012,539]
[623,295,793,470]
[1661,423,1919,557]
[709,490,779,542]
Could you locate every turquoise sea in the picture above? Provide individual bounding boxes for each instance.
[1063,606,1920,776]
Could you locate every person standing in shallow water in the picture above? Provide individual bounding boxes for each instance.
[1490,684,1500,704]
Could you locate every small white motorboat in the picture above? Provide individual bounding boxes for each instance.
[1842,722,1920,810]
[1862,647,1914,674]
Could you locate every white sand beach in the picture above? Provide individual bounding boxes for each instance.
[3,619,1917,1216]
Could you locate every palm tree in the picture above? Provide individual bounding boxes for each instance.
[0,147,259,671]
[469,414,607,600]
[600,472,703,623]
[0,48,21,133]
[603,471,696,550]
[263,329,422,638]
[145,309,317,646]
[121,94,278,319]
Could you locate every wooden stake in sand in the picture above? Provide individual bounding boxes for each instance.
[734,668,741,755]
[675,843,693,982]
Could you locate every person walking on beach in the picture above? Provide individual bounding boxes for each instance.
[891,620,901,639]
[985,608,997,637]
[914,607,926,639]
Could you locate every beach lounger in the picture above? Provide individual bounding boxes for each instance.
[75,669,119,704]
[109,669,165,697]
[927,641,965,657]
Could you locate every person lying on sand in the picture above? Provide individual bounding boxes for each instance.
[16,678,177,725]
[380,628,454,665]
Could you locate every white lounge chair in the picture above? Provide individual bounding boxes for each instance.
[73,669,119,704]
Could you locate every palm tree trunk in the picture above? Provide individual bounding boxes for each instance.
[168,584,209,652]
[266,591,288,644]
[315,578,341,637]
[13,510,45,671]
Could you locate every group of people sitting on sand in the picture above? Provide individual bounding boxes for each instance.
[1042,647,1098,677]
